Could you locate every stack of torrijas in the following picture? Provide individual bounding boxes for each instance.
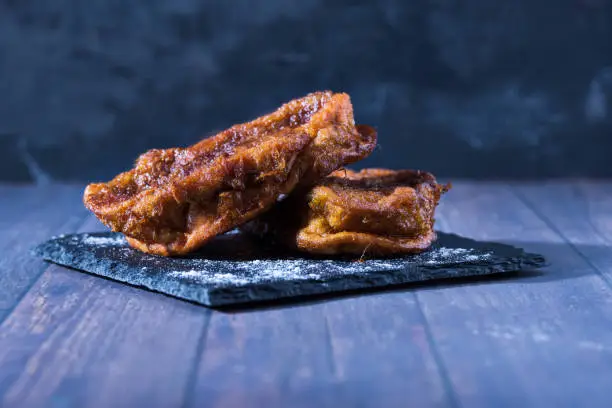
[84,91,449,257]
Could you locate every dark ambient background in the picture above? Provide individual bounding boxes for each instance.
[1,0,612,183]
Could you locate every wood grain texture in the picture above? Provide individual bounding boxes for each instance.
[321,294,452,408]
[0,185,89,319]
[512,181,612,285]
[0,215,211,408]
[188,305,338,408]
[188,292,450,408]
[415,182,612,408]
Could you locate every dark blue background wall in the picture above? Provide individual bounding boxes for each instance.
[1,0,611,182]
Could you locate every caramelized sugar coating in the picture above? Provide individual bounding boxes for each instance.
[244,169,450,256]
[83,91,377,256]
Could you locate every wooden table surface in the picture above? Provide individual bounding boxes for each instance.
[1,181,612,408]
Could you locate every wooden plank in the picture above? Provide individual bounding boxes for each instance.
[187,304,338,408]
[414,182,612,407]
[321,294,452,408]
[0,215,211,408]
[189,288,450,405]
[0,184,90,319]
[512,181,612,284]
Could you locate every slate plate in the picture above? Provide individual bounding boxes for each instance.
[33,231,546,307]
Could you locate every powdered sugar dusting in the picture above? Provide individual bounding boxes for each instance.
[168,258,400,287]
[163,248,493,288]
[423,247,491,265]
[175,270,251,286]
[80,234,126,246]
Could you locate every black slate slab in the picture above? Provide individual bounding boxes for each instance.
[33,231,546,307]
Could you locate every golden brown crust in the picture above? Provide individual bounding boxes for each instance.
[295,228,437,255]
[244,168,450,256]
[83,91,377,256]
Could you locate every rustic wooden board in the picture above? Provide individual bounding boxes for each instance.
[0,215,210,408]
[415,182,612,408]
[512,181,612,284]
[188,304,339,408]
[188,293,454,408]
[0,185,89,320]
[319,293,455,408]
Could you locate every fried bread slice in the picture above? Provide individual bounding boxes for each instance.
[83,91,377,256]
[244,169,449,256]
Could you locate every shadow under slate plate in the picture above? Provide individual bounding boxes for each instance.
[33,231,546,307]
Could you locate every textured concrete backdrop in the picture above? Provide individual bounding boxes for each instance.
[1,0,612,182]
